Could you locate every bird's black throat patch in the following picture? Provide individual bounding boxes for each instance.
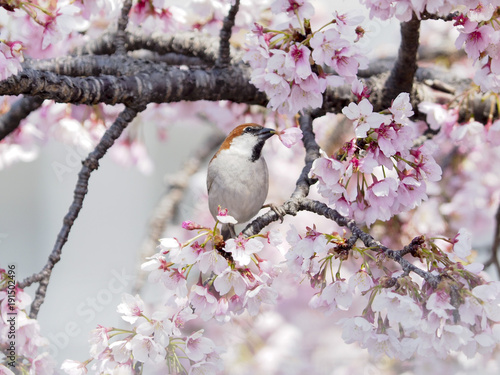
[251,141,265,162]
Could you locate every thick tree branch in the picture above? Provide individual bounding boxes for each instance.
[24,55,171,77]
[382,14,421,107]
[18,104,146,318]
[291,112,320,199]
[217,0,240,67]
[73,31,240,64]
[0,66,267,107]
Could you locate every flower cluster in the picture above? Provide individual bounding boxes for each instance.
[244,0,367,116]
[285,225,500,360]
[310,93,442,226]
[61,294,223,374]
[62,218,282,374]
[361,0,447,21]
[142,228,279,321]
[452,4,500,93]
[361,1,500,94]
[0,269,56,374]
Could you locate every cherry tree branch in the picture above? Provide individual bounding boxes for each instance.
[217,0,240,67]
[18,104,146,318]
[0,66,267,106]
[0,96,43,140]
[382,14,421,107]
[296,199,440,288]
[291,111,320,199]
[421,10,459,21]
[24,55,172,76]
[115,0,133,55]
[245,195,440,288]
[73,31,239,64]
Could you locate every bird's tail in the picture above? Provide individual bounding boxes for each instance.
[221,223,237,240]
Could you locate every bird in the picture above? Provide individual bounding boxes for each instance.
[207,123,275,240]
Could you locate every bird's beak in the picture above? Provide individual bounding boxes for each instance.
[257,127,275,141]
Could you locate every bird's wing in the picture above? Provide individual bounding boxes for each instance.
[206,164,215,193]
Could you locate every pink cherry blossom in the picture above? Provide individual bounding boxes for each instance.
[452,228,472,259]
[372,291,422,329]
[0,41,24,80]
[190,285,218,321]
[129,334,166,363]
[224,235,264,266]
[342,99,388,137]
[310,29,344,66]
[216,206,238,224]
[270,0,315,19]
[89,326,110,357]
[244,284,278,316]
[286,44,312,80]
[418,102,457,131]
[455,22,494,61]
[197,249,229,275]
[172,306,197,336]
[109,340,131,364]
[426,291,455,319]
[341,317,373,345]
[116,294,145,324]
[214,267,248,296]
[278,127,303,148]
[185,330,216,361]
[330,46,361,78]
[41,3,82,50]
[389,92,414,124]
[320,280,353,312]
[136,308,174,343]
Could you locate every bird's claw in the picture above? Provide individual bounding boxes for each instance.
[263,203,286,223]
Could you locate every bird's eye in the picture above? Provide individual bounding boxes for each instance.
[243,126,252,133]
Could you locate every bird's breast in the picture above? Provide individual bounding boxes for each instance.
[207,152,269,223]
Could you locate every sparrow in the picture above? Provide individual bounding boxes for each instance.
[207,123,275,239]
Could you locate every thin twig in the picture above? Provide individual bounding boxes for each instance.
[299,198,440,288]
[18,105,145,318]
[216,0,240,67]
[115,0,133,55]
[0,96,44,141]
[132,132,224,294]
